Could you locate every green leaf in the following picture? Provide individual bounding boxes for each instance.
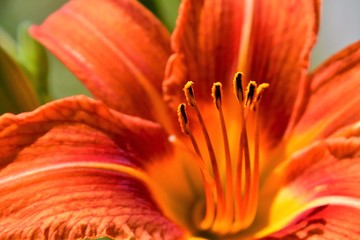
[139,0,180,31]
[153,0,180,31]
[0,41,39,114]
[0,26,17,60]
[17,21,50,103]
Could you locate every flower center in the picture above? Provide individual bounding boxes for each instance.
[177,72,269,236]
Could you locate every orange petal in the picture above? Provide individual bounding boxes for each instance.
[287,41,360,153]
[0,172,184,239]
[163,0,245,109]
[0,96,171,165]
[248,0,320,147]
[331,121,360,139]
[30,0,172,127]
[261,205,360,239]
[258,136,360,237]
[0,96,184,239]
[261,136,360,229]
[278,137,360,202]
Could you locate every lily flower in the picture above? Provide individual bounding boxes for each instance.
[1,0,360,239]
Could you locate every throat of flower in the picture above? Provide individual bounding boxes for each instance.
[177,73,269,236]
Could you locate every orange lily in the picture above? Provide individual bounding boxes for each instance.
[1,0,360,239]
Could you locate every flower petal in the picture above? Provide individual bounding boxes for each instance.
[163,0,245,108]
[249,0,320,147]
[277,137,360,203]
[164,0,319,143]
[286,41,360,153]
[30,0,172,126]
[0,96,184,239]
[261,205,360,240]
[260,134,360,235]
[0,96,171,166]
[0,171,184,239]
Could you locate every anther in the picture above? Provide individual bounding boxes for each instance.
[250,83,269,111]
[245,81,257,107]
[256,83,269,102]
[212,82,223,109]
[177,103,190,135]
[233,72,244,102]
[184,81,196,107]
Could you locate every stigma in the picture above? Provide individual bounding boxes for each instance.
[177,72,269,236]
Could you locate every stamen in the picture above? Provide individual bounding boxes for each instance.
[234,78,255,230]
[212,82,234,229]
[177,103,213,181]
[251,83,269,111]
[232,72,245,229]
[177,103,215,229]
[212,82,222,109]
[183,81,226,228]
[178,103,190,135]
[233,76,252,231]
[233,72,244,102]
[255,83,270,103]
[247,83,269,222]
[239,111,251,227]
[177,75,268,235]
[184,81,196,107]
[240,81,269,228]
[245,81,257,107]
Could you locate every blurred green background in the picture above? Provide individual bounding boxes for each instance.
[0,0,359,100]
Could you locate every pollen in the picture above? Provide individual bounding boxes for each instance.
[233,72,244,102]
[177,103,190,135]
[177,72,269,236]
[211,82,223,109]
[184,81,196,107]
[245,81,257,107]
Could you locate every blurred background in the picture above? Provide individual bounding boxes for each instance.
[0,0,359,101]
